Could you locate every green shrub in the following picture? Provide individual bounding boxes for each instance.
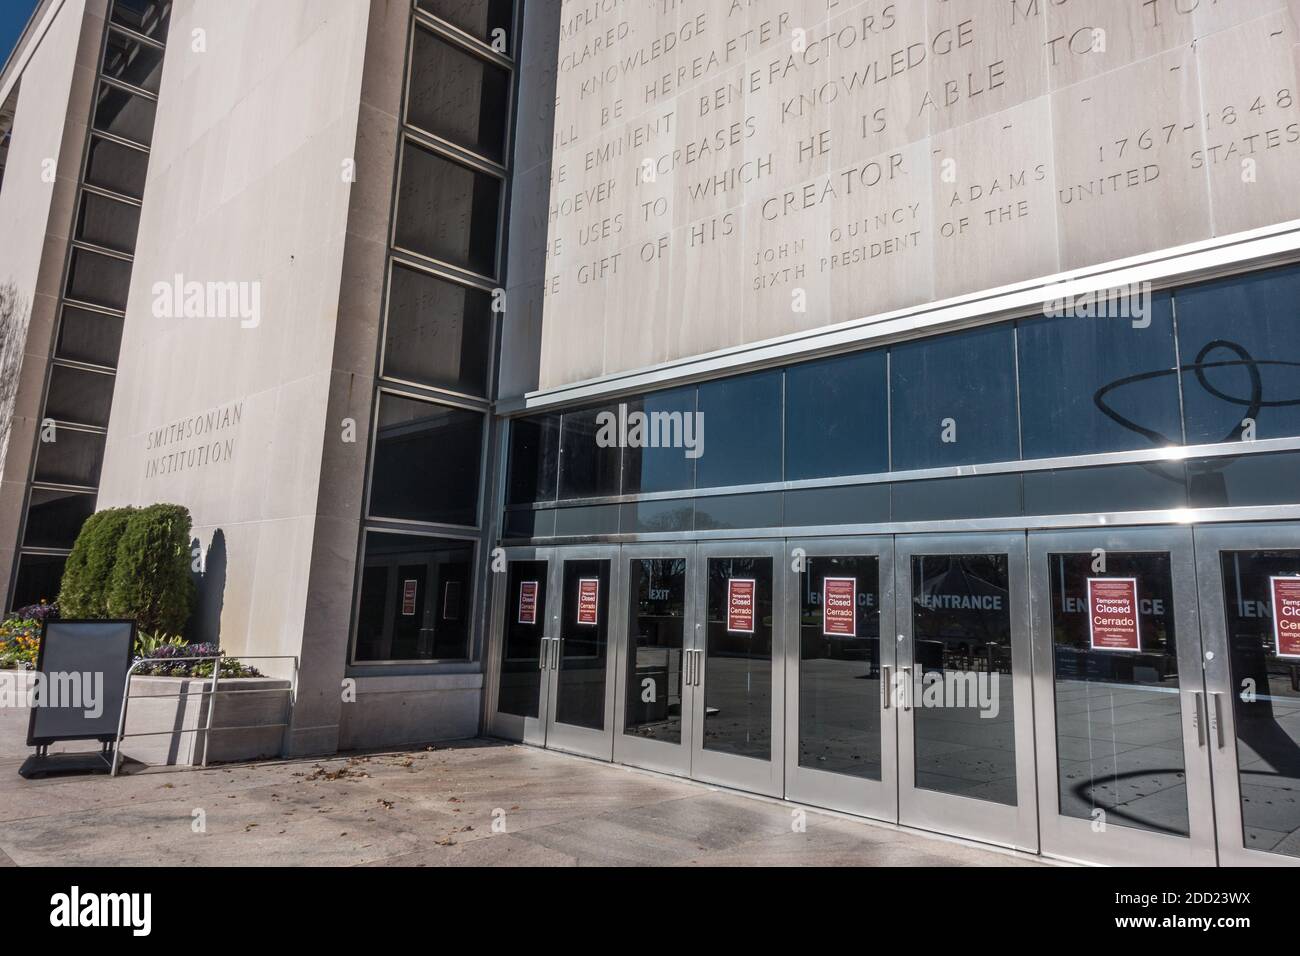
[105,504,194,636]
[58,507,136,617]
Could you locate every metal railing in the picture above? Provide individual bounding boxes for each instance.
[111,655,299,776]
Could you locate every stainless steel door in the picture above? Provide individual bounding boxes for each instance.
[612,544,696,777]
[895,533,1038,851]
[1194,522,1300,867]
[690,540,786,797]
[486,547,556,746]
[784,536,897,821]
[543,546,619,760]
[1029,526,1216,865]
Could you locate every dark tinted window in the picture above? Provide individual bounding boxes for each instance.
[93,81,157,145]
[12,554,67,611]
[44,364,115,428]
[56,305,124,367]
[102,27,165,93]
[352,532,473,662]
[394,141,501,277]
[66,247,131,311]
[408,26,510,162]
[110,0,171,41]
[558,405,621,499]
[695,370,782,488]
[85,135,149,199]
[506,414,559,504]
[621,386,697,494]
[1018,293,1181,457]
[417,0,514,53]
[23,489,97,550]
[383,264,492,395]
[890,324,1019,470]
[34,427,106,487]
[369,394,483,525]
[77,191,141,254]
[1176,266,1300,443]
[785,350,887,480]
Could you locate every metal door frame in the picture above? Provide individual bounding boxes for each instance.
[690,539,787,797]
[486,546,556,746]
[1194,521,1300,867]
[783,536,897,821]
[895,532,1038,851]
[543,545,621,760]
[612,543,697,777]
[1029,525,1216,866]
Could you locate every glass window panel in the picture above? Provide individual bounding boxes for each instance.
[496,559,548,717]
[1018,294,1181,457]
[693,492,781,531]
[76,191,141,254]
[44,364,115,428]
[619,499,694,533]
[695,370,781,488]
[502,507,554,540]
[1218,550,1300,858]
[66,247,131,312]
[703,556,774,760]
[552,503,619,537]
[34,427,105,487]
[909,553,1017,805]
[558,405,620,499]
[506,413,559,504]
[785,350,888,480]
[621,386,697,494]
[799,556,882,779]
[416,0,514,52]
[23,489,96,550]
[369,394,483,525]
[624,558,687,744]
[56,305,124,367]
[352,532,473,662]
[554,559,611,729]
[890,324,1019,470]
[891,474,1021,522]
[408,25,510,162]
[394,141,501,277]
[102,27,165,93]
[1187,452,1300,509]
[784,484,890,527]
[12,553,67,611]
[1176,265,1300,444]
[85,135,149,199]
[92,81,157,146]
[1023,461,1187,516]
[1048,551,1189,836]
[383,264,491,394]
[110,0,172,41]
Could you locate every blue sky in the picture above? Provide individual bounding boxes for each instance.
[1,1,40,71]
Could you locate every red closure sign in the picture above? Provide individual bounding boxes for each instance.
[577,578,600,626]
[401,580,418,616]
[823,577,856,637]
[1087,577,1141,652]
[1270,577,1300,659]
[517,580,538,625]
[727,578,756,633]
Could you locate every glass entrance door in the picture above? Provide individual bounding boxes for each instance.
[1028,527,1216,865]
[784,537,896,821]
[690,541,786,796]
[542,547,619,759]
[612,544,696,777]
[895,533,1038,850]
[1195,523,1300,867]
[487,547,555,746]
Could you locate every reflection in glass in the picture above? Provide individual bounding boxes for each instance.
[34,427,105,487]
[555,559,610,729]
[369,394,483,525]
[696,371,781,488]
[92,81,156,145]
[785,350,888,480]
[383,264,492,395]
[1048,551,1189,835]
[44,364,115,428]
[23,489,96,550]
[394,142,501,277]
[703,557,772,760]
[558,406,621,499]
[416,0,515,52]
[624,558,686,744]
[496,560,547,717]
[103,28,166,93]
[799,557,881,779]
[408,25,510,162]
[77,191,141,254]
[506,414,559,505]
[353,532,473,661]
[621,386,696,494]
[1219,550,1300,858]
[85,135,149,199]
[910,554,1017,804]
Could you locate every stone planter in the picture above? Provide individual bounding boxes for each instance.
[121,675,293,767]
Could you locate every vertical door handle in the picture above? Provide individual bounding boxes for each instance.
[693,649,703,686]
[683,648,692,687]
[538,638,547,670]
[552,637,562,669]
[881,665,892,709]
[1189,690,1205,747]
[898,666,912,711]
[1209,691,1225,749]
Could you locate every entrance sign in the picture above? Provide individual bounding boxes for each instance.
[727,578,756,633]
[517,580,539,625]
[823,577,857,637]
[577,577,599,625]
[400,580,418,616]
[1270,576,1300,659]
[1087,577,1141,651]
